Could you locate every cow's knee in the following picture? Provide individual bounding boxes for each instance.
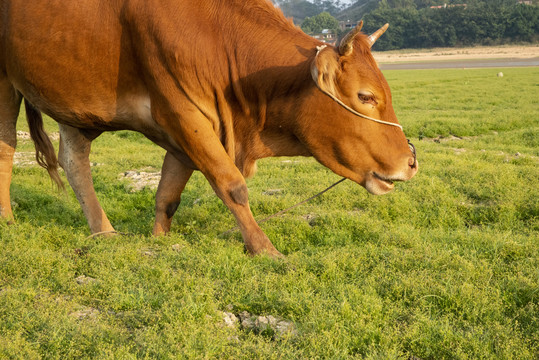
[229,182,248,206]
[165,201,180,219]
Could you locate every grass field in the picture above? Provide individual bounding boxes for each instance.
[1,67,538,359]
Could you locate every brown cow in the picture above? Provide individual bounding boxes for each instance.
[0,0,417,257]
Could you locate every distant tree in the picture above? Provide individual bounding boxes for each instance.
[362,0,538,50]
[363,7,419,49]
[386,0,417,9]
[278,0,321,22]
[506,4,539,42]
[301,11,340,33]
[275,0,538,46]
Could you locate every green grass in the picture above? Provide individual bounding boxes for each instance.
[1,67,538,359]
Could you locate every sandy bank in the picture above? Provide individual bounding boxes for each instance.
[373,45,539,63]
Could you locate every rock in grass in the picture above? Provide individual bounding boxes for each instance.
[69,307,99,320]
[171,244,183,252]
[118,170,161,192]
[302,213,318,226]
[234,310,296,338]
[262,189,283,196]
[274,318,296,336]
[238,311,256,330]
[222,312,239,328]
[255,315,274,332]
[257,315,297,337]
[75,275,96,285]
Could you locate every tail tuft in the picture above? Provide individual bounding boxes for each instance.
[24,99,64,190]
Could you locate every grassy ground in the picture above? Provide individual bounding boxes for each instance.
[1,67,537,359]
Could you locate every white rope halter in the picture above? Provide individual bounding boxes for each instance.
[314,45,403,131]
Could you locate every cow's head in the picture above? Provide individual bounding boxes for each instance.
[298,22,417,195]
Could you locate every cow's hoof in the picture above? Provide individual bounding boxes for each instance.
[245,245,284,259]
[1,217,14,226]
[261,248,285,259]
[152,228,167,237]
[152,222,172,236]
[87,230,120,239]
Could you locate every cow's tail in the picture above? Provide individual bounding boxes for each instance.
[24,99,64,190]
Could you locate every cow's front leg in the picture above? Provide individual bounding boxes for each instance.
[153,151,193,235]
[0,80,22,223]
[211,174,282,257]
[191,157,281,257]
[154,106,282,257]
[58,124,115,235]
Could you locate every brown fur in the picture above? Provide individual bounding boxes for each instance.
[0,0,417,255]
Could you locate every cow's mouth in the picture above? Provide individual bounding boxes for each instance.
[373,172,394,187]
[364,172,396,195]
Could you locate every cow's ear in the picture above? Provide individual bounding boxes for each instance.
[311,45,341,97]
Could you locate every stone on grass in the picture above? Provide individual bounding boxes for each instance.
[17,131,59,141]
[262,189,283,196]
[222,312,239,328]
[302,213,318,226]
[75,275,96,285]
[143,250,155,257]
[171,244,183,252]
[238,311,256,330]
[118,170,161,192]
[69,307,99,320]
[274,318,296,336]
[231,310,297,338]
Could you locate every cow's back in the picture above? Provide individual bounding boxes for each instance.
[2,0,136,124]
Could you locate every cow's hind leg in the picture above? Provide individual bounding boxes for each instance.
[153,151,193,235]
[0,79,22,223]
[58,124,115,235]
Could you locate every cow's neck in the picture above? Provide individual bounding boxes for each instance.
[216,1,320,169]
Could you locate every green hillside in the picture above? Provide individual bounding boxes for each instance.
[273,0,539,23]
[274,0,539,49]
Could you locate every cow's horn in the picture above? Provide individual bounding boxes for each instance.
[338,21,363,56]
[367,23,389,48]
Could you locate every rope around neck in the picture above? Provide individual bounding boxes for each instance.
[314,45,403,131]
[224,45,402,234]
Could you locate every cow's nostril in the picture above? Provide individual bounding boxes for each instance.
[407,139,417,168]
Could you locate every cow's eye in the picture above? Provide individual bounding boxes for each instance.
[358,93,377,105]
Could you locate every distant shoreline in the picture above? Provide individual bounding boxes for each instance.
[379,58,539,70]
[373,45,539,64]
